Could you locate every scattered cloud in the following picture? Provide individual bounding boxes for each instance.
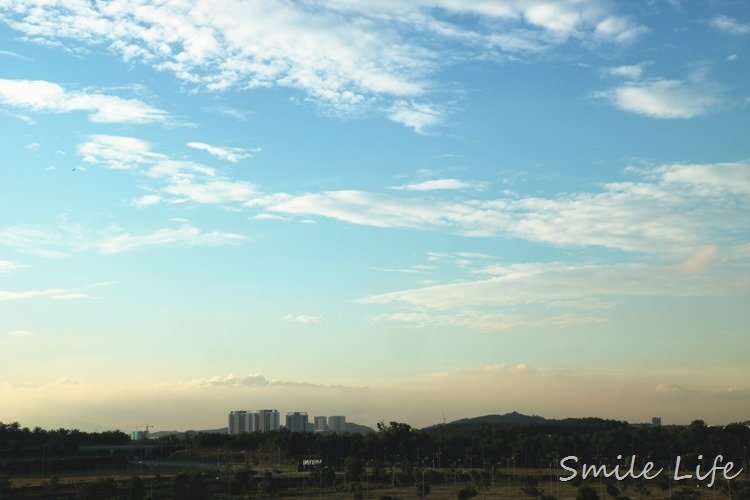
[0,49,30,60]
[367,310,601,330]
[388,101,443,134]
[359,259,747,310]
[268,161,750,254]
[390,178,483,191]
[593,16,649,44]
[2,366,749,429]
[0,288,91,302]
[0,79,170,124]
[710,15,750,36]
[0,221,246,257]
[4,330,34,338]
[186,141,260,163]
[0,0,645,130]
[0,260,26,273]
[596,77,721,119]
[253,213,290,221]
[92,225,246,255]
[133,194,162,207]
[283,314,321,324]
[726,54,738,62]
[25,142,40,150]
[606,63,645,80]
[676,245,719,274]
[79,135,257,206]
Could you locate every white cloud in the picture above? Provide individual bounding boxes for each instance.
[78,135,166,170]
[390,178,482,191]
[388,101,442,133]
[594,16,648,43]
[253,213,289,221]
[0,288,91,302]
[711,15,750,36]
[0,79,169,124]
[367,310,601,330]
[133,194,162,207]
[597,78,721,119]
[356,253,750,330]
[606,64,645,80]
[0,0,644,130]
[164,178,256,204]
[0,49,30,60]
[78,135,257,205]
[186,142,259,163]
[359,260,746,311]
[283,314,321,324]
[93,224,246,255]
[5,330,34,338]
[1,221,246,256]
[268,161,750,254]
[0,260,26,273]
[726,54,738,62]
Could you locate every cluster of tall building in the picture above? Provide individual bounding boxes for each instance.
[227,410,345,435]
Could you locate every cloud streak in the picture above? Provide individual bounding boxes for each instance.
[0,79,169,124]
[187,142,259,163]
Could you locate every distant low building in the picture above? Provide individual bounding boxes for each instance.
[130,430,149,441]
[652,417,662,427]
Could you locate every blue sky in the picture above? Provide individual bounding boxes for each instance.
[0,0,749,430]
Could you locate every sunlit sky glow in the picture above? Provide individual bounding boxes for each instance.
[1,0,749,431]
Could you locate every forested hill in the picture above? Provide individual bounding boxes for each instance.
[428,411,547,428]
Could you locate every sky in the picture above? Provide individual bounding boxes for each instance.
[0,0,749,432]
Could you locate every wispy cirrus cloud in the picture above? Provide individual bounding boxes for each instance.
[0,260,26,273]
[605,63,645,79]
[0,221,245,257]
[186,142,260,163]
[283,314,321,324]
[357,246,750,330]
[4,329,35,338]
[390,178,483,191]
[79,135,256,206]
[710,15,750,36]
[0,288,91,302]
[268,161,750,254]
[0,0,645,131]
[0,79,170,124]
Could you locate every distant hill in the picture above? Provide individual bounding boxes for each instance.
[150,428,227,438]
[345,422,374,434]
[427,411,547,429]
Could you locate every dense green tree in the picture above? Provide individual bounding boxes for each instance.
[128,475,145,500]
[457,486,478,499]
[576,484,600,500]
[346,455,365,482]
[0,473,12,500]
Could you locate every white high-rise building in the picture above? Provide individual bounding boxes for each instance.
[228,410,249,435]
[329,415,346,433]
[228,411,261,434]
[286,412,310,432]
[313,416,328,432]
[258,409,280,431]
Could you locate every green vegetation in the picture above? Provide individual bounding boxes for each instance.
[1,418,748,498]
